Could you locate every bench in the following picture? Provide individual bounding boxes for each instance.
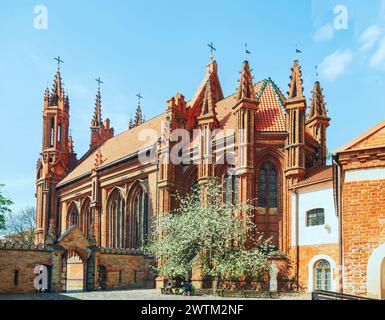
[161,287,181,295]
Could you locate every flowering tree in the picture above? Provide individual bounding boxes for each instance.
[145,178,275,292]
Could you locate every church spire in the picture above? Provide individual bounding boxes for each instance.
[91,89,103,128]
[237,60,255,101]
[128,118,134,129]
[308,81,328,120]
[306,81,330,167]
[50,69,64,106]
[285,60,307,180]
[90,82,114,150]
[287,60,305,101]
[201,80,217,117]
[134,103,144,126]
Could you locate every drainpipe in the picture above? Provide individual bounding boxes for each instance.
[155,144,159,216]
[333,154,343,293]
[293,188,300,290]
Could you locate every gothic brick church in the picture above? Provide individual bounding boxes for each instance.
[31,57,335,292]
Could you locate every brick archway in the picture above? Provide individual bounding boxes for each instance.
[307,254,337,292]
[367,242,385,299]
[62,249,86,292]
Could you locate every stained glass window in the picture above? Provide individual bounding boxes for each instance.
[69,206,79,227]
[258,162,278,208]
[224,170,238,205]
[108,190,125,248]
[133,188,149,249]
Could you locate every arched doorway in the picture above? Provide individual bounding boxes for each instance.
[367,243,385,299]
[314,260,331,291]
[63,250,86,292]
[307,254,336,292]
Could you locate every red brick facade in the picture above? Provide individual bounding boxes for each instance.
[2,59,336,293]
[335,120,385,298]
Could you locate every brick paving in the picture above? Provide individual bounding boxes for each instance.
[0,289,310,300]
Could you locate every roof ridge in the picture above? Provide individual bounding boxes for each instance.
[256,79,268,101]
[267,78,286,110]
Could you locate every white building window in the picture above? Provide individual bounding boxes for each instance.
[306,208,325,227]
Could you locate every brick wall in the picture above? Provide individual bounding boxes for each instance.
[342,179,385,295]
[97,253,154,290]
[294,243,339,291]
[0,249,52,293]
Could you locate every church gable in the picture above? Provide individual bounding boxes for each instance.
[56,225,92,250]
[186,61,224,128]
[255,79,286,132]
[349,126,385,150]
[214,78,286,133]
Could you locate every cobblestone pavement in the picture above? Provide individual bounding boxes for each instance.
[0,289,310,300]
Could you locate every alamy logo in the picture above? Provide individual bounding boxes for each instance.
[33,265,48,291]
[33,5,48,30]
[334,5,348,30]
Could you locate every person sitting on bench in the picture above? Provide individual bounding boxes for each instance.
[182,280,193,296]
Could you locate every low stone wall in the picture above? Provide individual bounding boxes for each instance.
[0,241,53,293]
[97,248,155,290]
[0,240,155,294]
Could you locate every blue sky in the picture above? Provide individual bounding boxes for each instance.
[1,0,385,213]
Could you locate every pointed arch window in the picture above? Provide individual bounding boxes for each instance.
[224,170,238,205]
[258,162,278,208]
[108,190,125,248]
[50,117,55,147]
[58,123,62,144]
[86,205,93,237]
[131,188,149,249]
[68,205,79,227]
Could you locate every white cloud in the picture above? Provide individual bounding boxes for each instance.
[319,49,353,81]
[358,25,383,53]
[314,23,335,42]
[370,36,385,69]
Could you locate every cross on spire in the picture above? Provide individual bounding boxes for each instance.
[95,77,103,91]
[136,92,143,105]
[207,42,216,61]
[244,43,251,60]
[54,56,64,70]
[315,65,319,79]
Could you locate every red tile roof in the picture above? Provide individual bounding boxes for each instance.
[58,113,166,187]
[295,166,333,188]
[255,79,286,132]
[60,78,288,185]
[215,79,286,133]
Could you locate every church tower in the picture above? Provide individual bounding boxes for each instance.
[35,66,77,244]
[90,86,114,150]
[197,79,219,186]
[306,81,330,166]
[285,60,306,181]
[232,60,259,205]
